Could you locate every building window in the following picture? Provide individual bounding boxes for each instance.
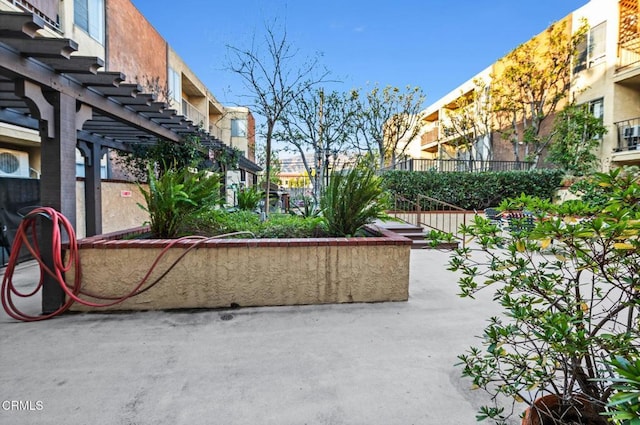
[588,98,604,120]
[575,22,607,72]
[586,97,604,140]
[75,149,108,178]
[231,119,247,137]
[168,68,181,107]
[74,0,104,43]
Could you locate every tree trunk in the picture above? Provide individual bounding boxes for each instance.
[264,124,274,218]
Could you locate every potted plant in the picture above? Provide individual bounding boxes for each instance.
[449,167,640,425]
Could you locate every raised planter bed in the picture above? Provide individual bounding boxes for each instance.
[67,225,412,312]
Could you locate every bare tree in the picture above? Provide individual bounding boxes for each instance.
[440,78,493,170]
[352,85,425,169]
[276,88,357,202]
[226,21,329,216]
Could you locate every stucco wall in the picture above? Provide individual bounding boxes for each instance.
[67,229,411,311]
[76,180,149,239]
[105,0,167,84]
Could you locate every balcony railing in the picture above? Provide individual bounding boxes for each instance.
[618,43,640,70]
[181,99,206,128]
[11,0,61,32]
[385,158,533,173]
[617,0,640,70]
[421,128,439,145]
[615,117,640,152]
[208,124,222,140]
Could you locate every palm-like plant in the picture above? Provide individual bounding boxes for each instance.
[290,196,320,218]
[605,356,640,425]
[236,186,263,211]
[137,165,221,238]
[320,157,390,236]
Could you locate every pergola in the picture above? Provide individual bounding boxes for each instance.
[0,11,240,313]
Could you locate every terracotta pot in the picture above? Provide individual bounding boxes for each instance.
[521,394,606,425]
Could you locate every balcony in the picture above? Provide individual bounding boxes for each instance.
[181,99,206,128]
[10,0,61,32]
[618,0,640,71]
[613,118,640,165]
[420,128,439,146]
[618,41,640,71]
[615,117,640,153]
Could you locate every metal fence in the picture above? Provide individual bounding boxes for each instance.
[389,194,472,248]
[385,158,534,173]
[615,117,640,152]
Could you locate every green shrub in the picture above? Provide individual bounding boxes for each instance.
[183,211,327,239]
[183,210,260,236]
[253,214,327,238]
[568,166,640,211]
[450,167,640,424]
[381,169,564,210]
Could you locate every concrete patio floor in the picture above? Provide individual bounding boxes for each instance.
[0,249,519,425]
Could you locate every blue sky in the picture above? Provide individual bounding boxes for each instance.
[131,0,587,109]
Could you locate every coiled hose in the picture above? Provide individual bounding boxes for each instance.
[1,207,253,322]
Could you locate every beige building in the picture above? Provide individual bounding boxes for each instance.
[410,0,640,172]
[0,0,260,188]
[573,0,640,168]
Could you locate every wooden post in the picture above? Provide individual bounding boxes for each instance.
[38,90,77,313]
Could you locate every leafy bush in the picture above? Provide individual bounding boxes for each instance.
[137,166,221,238]
[567,167,640,211]
[547,103,607,176]
[252,214,327,238]
[183,210,261,236]
[118,136,210,180]
[183,211,327,239]
[382,169,564,210]
[449,167,640,424]
[320,158,391,236]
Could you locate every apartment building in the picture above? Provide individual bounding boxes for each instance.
[0,0,260,187]
[411,0,640,172]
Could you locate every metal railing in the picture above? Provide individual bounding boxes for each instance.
[12,0,61,32]
[386,158,533,172]
[420,128,439,145]
[615,117,640,152]
[618,46,640,71]
[389,194,471,248]
[181,99,206,127]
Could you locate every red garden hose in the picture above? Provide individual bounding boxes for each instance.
[1,207,79,321]
[1,207,252,322]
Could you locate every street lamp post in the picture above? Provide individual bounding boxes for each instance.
[324,148,338,188]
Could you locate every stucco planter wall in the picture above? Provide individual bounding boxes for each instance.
[68,226,412,312]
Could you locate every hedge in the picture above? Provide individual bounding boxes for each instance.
[381,169,564,211]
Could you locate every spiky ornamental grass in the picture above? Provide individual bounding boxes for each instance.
[320,158,391,237]
[137,165,221,239]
